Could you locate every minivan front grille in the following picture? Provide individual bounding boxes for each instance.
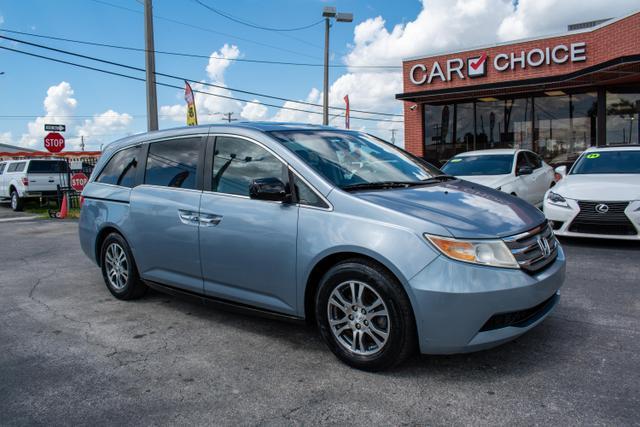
[568,201,636,236]
[503,223,558,274]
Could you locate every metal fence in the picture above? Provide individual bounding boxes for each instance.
[47,157,98,215]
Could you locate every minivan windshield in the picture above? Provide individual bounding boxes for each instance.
[441,155,514,176]
[571,150,640,174]
[269,130,444,190]
[27,160,69,174]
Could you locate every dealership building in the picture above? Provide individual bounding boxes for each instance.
[397,12,640,166]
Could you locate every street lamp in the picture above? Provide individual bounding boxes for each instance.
[322,7,353,126]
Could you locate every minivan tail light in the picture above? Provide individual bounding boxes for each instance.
[21,177,29,186]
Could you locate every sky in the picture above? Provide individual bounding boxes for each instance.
[0,0,638,151]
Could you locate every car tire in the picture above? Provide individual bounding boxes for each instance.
[315,258,416,371]
[10,190,23,212]
[100,232,147,300]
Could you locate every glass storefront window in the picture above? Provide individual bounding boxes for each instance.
[606,92,640,145]
[475,98,532,151]
[534,93,597,164]
[424,104,454,164]
[455,102,475,152]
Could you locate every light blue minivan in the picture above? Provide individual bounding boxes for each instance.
[79,123,565,371]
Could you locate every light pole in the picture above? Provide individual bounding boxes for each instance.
[322,7,353,126]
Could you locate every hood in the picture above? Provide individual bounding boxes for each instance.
[554,174,640,201]
[455,174,513,189]
[354,180,545,239]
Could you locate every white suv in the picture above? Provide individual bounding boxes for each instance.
[0,159,69,211]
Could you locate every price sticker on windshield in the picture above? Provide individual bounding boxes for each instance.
[586,153,600,159]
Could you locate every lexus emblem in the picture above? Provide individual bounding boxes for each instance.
[595,204,609,214]
[537,236,552,258]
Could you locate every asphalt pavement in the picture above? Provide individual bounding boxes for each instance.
[0,218,639,426]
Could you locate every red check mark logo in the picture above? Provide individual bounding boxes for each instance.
[470,53,487,71]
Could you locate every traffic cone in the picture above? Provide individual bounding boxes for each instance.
[59,193,68,219]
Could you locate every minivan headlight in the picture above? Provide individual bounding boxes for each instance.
[424,234,519,269]
[547,191,569,208]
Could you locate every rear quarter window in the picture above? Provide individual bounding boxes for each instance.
[96,146,140,188]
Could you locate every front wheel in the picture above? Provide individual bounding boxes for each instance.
[100,233,147,300]
[315,259,416,371]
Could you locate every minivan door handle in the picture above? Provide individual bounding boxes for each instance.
[178,209,199,225]
[199,213,222,227]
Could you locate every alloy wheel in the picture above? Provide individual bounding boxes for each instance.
[327,280,390,356]
[104,243,129,290]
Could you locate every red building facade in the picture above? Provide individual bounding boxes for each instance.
[397,12,640,166]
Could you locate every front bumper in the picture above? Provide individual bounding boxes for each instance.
[544,198,640,240]
[408,246,565,354]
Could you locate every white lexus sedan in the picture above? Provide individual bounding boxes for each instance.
[441,149,555,207]
[544,146,640,240]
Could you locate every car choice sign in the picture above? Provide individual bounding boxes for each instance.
[409,42,587,86]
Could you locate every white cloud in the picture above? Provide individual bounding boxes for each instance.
[14,81,134,151]
[240,100,268,121]
[75,110,133,150]
[0,131,12,145]
[206,44,240,83]
[0,15,4,25]
[497,0,640,41]
[161,44,243,126]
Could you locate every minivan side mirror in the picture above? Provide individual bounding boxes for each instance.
[554,165,567,178]
[249,177,291,202]
[517,165,533,176]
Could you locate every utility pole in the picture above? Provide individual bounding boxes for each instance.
[322,7,353,126]
[390,129,397,145]
[144,0,159,131]
[80,135,85,152]
[221,112,237,123]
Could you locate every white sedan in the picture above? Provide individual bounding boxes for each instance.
[441,149,555,207]
[543,146,640,240]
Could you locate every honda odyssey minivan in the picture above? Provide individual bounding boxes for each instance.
[79,123,565,371]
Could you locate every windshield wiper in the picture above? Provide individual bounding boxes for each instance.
[420,174,457,183]
[340,181,423,192]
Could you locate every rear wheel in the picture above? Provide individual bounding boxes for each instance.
[10,190,23,212]
[100,233,147,300]
[315,259,416,371]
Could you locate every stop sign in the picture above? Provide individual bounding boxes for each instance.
[44,132,65,153]
[71,172,89,192]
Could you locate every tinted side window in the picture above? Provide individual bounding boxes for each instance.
[7,162,26,172]
[525,152,542,169]
[97,146,139,188]
[0,163,5,174]
[515,153,529,170]
[292,175,327,208]
[212,136,287,197]
[145,137,200,190]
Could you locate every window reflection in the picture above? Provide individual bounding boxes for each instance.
[535,93,597,164]
[606,92,640,145]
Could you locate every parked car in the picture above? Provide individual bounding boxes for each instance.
[544,145,640,239]
[0,158,69,211]
[79,124,565,371]
[441,149,555,207]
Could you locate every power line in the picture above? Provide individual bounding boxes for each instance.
[0,45,403,124]
[0,34,402,118]
[0,28,400,70]
[87,0,320,60]
[193,0,324,32]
